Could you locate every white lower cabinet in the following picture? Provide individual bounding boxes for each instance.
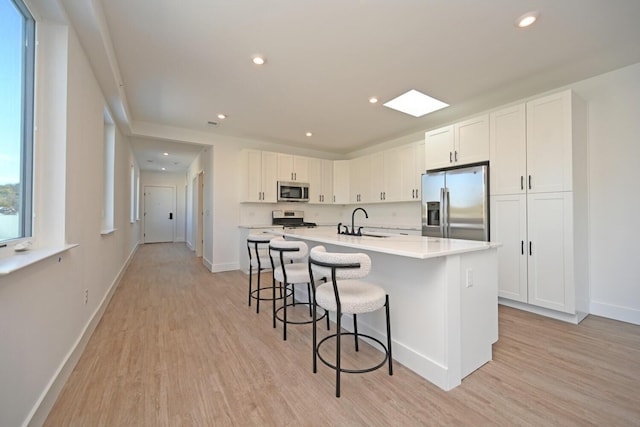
[491,192,586,321]
[491,194,528,302]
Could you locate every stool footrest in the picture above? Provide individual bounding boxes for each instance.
[316,332,389,374]
[275,303,328,325]
[250,286,291,302]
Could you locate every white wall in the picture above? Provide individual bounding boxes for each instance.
[0,14,140,427]
[140,170,188,242]
[570,63,640,324]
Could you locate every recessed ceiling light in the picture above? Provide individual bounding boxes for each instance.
[369,97,378,104]
[163,152,169,156]
[252,55,266,65]
[383,89,449,118]
[516,11,539,28]
[161,167,166,171]
[217,114,226,119]
[306,132,313,137]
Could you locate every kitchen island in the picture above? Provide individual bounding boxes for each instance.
[276,227,500,391]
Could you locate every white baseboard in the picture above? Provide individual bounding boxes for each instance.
[26,244,139,427]
[498,298,588,324]
[211,262,240,273]
[590,301,640,326]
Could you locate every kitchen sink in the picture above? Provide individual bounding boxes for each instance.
[361,232,391,238]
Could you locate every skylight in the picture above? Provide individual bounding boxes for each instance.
[383,89,449,117]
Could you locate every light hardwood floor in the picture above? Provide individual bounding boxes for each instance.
[45,243,640,426]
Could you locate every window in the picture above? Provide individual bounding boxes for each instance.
[101,109,115,233]
[130,164,135,223]
[0,0,35,245]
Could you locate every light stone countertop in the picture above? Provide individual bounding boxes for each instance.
[274,227,499,260]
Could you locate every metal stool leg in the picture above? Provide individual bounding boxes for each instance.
[336,310,342,398]
[272,275,277,328]
[248,264,253,307]
[353,313,359,352]
[386,295,393,375]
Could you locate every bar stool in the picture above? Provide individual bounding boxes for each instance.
[246,234,275,313]
[308,245,393,397]
[269,237,329,340]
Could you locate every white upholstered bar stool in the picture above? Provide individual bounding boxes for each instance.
[246,234,275,314]
[308,245,393,397]
[269,237,329,340]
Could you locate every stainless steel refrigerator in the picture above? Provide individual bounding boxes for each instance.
[421,162,489,241]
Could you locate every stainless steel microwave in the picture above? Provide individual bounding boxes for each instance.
[277,181,309,202]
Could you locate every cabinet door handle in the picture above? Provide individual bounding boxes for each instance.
[521,240,524,255]
[529,241,532,256]
[521,176,524,191]
[449,151,453,163]
[412,189,415,198]
[454,151,458,162]
[528,175,532,190]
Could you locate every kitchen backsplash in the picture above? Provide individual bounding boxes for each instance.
[239,201,421,229]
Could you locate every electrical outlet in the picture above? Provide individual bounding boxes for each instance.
[466,269,474,288]
[84,289,89,304]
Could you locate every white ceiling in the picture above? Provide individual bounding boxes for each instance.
[57,0,640,171]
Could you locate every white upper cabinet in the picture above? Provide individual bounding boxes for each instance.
[277,154,308,182]
[240,149,278,203]
[308,158,333,204]
[399,141,425,201]
[332,160,350,204]
[424,125,454,170]
[490,104,527,195]
[349,155,372,203]
[349,141,424,204]
[526,91,576,193]
[490,90,587,195]
[425,114,489,170]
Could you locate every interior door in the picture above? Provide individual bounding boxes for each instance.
[144,185,175,243]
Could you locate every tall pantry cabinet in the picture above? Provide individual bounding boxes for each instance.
[489,90,589,323]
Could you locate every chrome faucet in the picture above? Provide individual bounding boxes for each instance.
[351,207,368,236]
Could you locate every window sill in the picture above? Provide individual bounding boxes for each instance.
[0,243,79,276]
[100,228,118,236]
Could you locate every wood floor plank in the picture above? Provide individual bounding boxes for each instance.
[44,243,640,426]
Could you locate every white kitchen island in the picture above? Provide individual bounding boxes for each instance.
[275,227,500,391]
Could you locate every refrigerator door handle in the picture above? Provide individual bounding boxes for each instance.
[439,187,446,237]
[440,187,450,238]
[445,188,451,238]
